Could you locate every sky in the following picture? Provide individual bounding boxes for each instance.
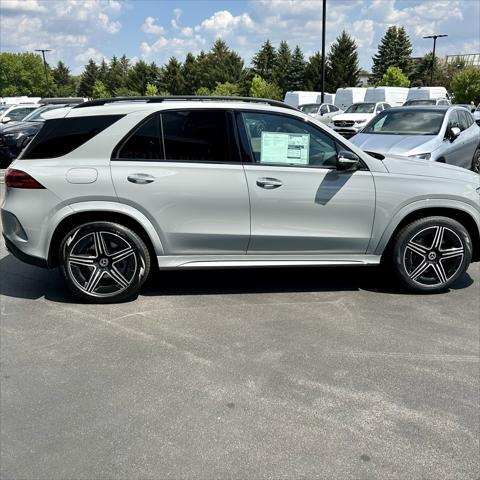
[1,0,479,74]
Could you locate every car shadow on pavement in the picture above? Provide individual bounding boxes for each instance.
[1,253,473,303]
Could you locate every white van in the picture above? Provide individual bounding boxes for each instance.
[284,91,322,108]
[404,87,450,106]
[365,87,408,106]
[315,93,335,104]
[0,96,41,105]
[334,88,367,110]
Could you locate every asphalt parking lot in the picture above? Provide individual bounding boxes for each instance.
[0,181,479,480]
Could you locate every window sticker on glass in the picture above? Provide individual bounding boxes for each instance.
[260,132,310,165]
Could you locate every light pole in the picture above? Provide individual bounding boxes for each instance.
[35,49,52,93]
[423,34,447,85]
[320,0,326,103]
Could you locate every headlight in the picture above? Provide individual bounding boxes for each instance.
[408,153,432,160]
[355,119,367,124]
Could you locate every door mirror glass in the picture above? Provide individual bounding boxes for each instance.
[1,116,11,123]
[337,150,360,171]
[450,126,461,141]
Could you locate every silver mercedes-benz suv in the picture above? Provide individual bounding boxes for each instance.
[2,96,479,303]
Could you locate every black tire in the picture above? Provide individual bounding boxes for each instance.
[59,221,150,303]
[471,147,480,173]
[392,216,472,293]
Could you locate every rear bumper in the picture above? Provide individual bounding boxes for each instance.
[3,235,48,268]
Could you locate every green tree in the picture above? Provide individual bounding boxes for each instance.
[450,68,480,104]
[372,26,412,82]
[92,80,110,98]
[326,31,360,91]
[114,86,141,96]
[211,81,239,96]
[251,40,277,83]
[304,51,323,91]
[274,40,292,95]
[52,61,76,96]
[162,57,185,94]
[288,45,307,91]
[105,55,125,96]
[195,86,211,95]
[249,75,282,100]
[203,39,244,89]
[127,60,159,95]
[98,59,109,84]
[380,66,410,87]
[145,82,158,96]
[182,52,200,94]
[77,59,98,97]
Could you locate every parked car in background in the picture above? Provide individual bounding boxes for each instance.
[474,104,480,125]
[298,103,343,124]
[331,102,391,138]
[3,96,479,303]
[454,104,476,113]
[350,106,480,172]
[404,98,451,106]
[0,104,39,125]
[284,91,335,108]
[0,104,73,168]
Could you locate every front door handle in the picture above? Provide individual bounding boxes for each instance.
[256,177,283,189]
[127,173,155,184]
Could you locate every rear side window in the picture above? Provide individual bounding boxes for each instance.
[22,115,123,159]
[161,110,232,162]
[117,115,162,160]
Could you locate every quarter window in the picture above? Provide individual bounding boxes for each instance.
[118,115,162,160]
[241,111,338,168]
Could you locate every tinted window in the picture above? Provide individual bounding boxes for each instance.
[161,110,231,162]
[8,107,37,121]
[364,109,445,135]
[241,111,338,167]
[458,110,473,130]
[345,103,376,114]
[320,104,329,114]
[448,111,460,130]
[22,115,123,159]
[118,115,161,160]
[330,105,339,112]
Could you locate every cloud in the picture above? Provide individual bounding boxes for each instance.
[0,0,46,12]
[141,16,165,35]
[195,11,254,36]
[75,47,107,63]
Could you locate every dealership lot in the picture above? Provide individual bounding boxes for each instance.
[0,183,478,480]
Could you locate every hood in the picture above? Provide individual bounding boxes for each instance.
[0,121,42,135]
[382,154,480,183]
[333,112,375,121]
[351,133,439,155]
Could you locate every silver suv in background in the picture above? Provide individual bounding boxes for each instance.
[298,103,343,124]
[2,96,479,303]
[351,106,480,172]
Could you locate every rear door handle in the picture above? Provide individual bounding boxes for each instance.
[256,177,283,189]
[127,173,155,184]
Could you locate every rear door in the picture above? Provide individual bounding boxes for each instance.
[111,109,250,255]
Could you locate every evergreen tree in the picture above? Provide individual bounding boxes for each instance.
[162,57,185,95]
[372,26,412,82]
[105,55,125,96]
[182,53,200,94]
[251,40,276,83]
[304,51,323,91]
[203,39,244,89]
[326,31,360,90]
[77,59,98,97]
[119,55,130,78]
[52,61,75,96]
[92,80,110,98]
[288,45,306,91]
[127,60,159,95]
[274,40,292,95]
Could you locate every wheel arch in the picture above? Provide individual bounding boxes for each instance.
[380,207,480,263]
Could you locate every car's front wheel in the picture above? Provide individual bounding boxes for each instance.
[59,221,150,303]
[471,147,480,173]
[392,216,472,292]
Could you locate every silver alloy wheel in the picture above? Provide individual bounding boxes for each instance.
[66,231,138,298]
[403,225,465,287]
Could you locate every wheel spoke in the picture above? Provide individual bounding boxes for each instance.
[85,268,104,293]
[432,262,448,284]
[409,260,430,280]
[440,247,464,259]
[107,266,130,289]
[110,247,134,264]
[69,254,96,267]
[93,231,107,256]
[431,226,444,250]
[406,241,428,257]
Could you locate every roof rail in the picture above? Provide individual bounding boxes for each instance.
[73,95,298,111]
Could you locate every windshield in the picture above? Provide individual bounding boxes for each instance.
[0,106,8,114]
[345,103,376,114]
[404,99,436,106]
[299,104,320,114]
[363,109,446,135]
[22,105,65,122]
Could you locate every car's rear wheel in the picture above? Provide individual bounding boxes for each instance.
[471,147,480,173]
[59,221,150,303]
[392,216,472,292]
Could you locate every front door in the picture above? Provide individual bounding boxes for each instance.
[111,109,250,255]
[238,111,376,254]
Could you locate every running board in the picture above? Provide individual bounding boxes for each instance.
[157,255,381,269]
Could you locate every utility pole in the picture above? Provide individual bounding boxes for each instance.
[320,0,326,103]
[423,35,447,85]
[35,49,52,93]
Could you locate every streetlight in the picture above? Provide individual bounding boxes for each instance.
[320,0,326,103]
[423,34,448,85]
[35,49,52,92]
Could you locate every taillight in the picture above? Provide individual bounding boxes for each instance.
[5,169,45,189]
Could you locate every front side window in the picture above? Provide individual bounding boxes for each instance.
[161,110,231,162]
[447,111,460,130]
[117,115,161,160]
[241,111,338,168]
[320,105,329,115]
[458,110,473,130]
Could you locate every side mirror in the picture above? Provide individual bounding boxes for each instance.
[1,116,11,123]
[337,150,360,171]
[450,126,461,141]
